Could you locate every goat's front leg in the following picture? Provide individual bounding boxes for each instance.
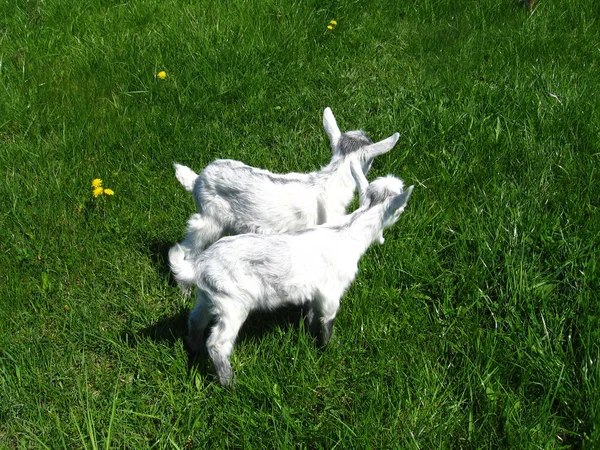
[307,296,340,347]
[321,317,335,346]
[305,303,324,343]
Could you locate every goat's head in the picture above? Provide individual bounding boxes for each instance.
[382,185,414,231]
[323,107,399,176]
[351,163,408,244]
[351,163,404,208]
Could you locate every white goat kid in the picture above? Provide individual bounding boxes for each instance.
[172,107,400,260]
[169,171,414,386]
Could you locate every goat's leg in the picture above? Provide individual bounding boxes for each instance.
[181,213,225,257]
[307,296,340,346]
[322,317,335,345]
[320,301,340,345]
[186,291,212,354]
[305,304,322,341]
[205,308,247,387]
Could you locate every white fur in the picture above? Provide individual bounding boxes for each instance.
[172,107,400,261]
[169,176,414,386]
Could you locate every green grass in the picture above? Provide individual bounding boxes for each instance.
[1,0,599,447]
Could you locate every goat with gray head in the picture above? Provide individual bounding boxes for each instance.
[169,167,414,386]
[171,108,400,265]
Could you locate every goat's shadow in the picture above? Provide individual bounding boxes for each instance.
[141,239,311,383]
[148,240,179,288]
[137,307,189,344]
[237,304,306,344]
[137,299,308,383]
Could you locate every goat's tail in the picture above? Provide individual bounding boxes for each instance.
[168,243,197,288]
[174,163,198,193]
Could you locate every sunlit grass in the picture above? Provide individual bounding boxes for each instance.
[1,0,598,447]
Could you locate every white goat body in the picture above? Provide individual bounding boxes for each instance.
[169,175,413,386]
[172,108,400,259]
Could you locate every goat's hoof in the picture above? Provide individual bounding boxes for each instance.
[218,374,236,389]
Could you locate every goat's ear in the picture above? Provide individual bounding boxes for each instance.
[382,186,412,227]
[323,107,341,150]
[387,185,414,214]
[364,133,399,158]
[350,160,369,198]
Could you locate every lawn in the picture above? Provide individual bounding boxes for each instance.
[1,0,599,447]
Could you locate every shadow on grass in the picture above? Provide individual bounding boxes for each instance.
[135,304,310,385]
[238,304,306,343]
[148,240,179,288]
[142,239,313,383]
[138,308,189,344]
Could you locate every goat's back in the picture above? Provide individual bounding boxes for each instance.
[195,227,359,309]
[194,159,323,234]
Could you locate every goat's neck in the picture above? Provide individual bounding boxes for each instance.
[317,158,356,212]
[344,206,385,256]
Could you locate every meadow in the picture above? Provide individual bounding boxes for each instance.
[1,0,599,447]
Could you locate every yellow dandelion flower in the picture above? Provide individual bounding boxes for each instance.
[104,188,115,196]
[330,20,337,26]
[92,178,103,188]
[157,71,167,79]
[327,25,334,30]
[93,187,104,197]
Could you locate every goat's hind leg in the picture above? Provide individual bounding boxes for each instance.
[181,213,225,257]
[205,307,248,387]
[186,291,212,355]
